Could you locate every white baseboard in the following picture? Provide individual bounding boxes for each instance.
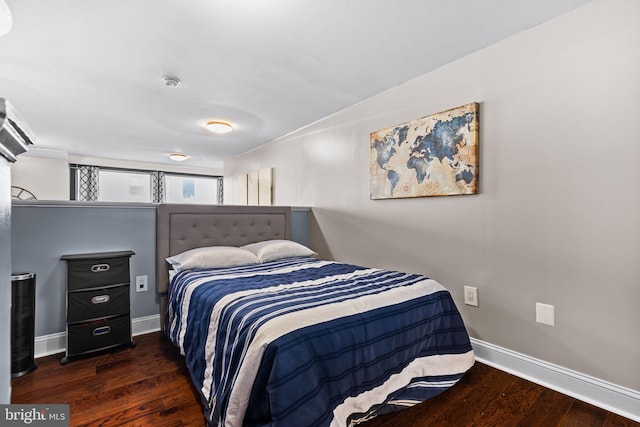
[34,314,161,359]
[130,314,162,336]
[34,332,66,358]
[470,338,640,423]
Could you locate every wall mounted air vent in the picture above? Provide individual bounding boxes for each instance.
[0,98,35,162]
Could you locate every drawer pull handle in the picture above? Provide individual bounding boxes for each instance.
[91,263,110,273]
[92,326,111,336]
[91,295,111,304]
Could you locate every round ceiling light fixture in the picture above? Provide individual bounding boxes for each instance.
[206,121,233,134]
[168,153,189,162]
[0,0,13,37]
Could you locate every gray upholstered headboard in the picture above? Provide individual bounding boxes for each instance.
[156,204,291,294]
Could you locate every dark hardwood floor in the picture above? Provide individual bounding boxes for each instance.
[11,332,638,427]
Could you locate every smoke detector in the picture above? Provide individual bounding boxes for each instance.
[163,76,180,87]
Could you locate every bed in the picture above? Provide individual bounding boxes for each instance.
[157,204,475,427]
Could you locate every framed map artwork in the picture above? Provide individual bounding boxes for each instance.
[369,102,479,199]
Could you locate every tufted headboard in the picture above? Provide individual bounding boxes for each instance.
[156,204,291,294]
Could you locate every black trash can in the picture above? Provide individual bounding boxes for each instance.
[11,272,37,378]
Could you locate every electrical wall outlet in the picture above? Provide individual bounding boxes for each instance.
[536,302,555,326]
[136,275,148,292]
[464,286,478,307]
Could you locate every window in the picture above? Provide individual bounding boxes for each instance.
[164,174,220,204]
[70,164,223,204]
[98,169,153,202]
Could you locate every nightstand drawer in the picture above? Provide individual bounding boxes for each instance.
[66,256,131,290]
[67,314,131,356]
[67,285,130,323]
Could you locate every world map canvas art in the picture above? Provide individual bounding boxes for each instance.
[370,102,479,199]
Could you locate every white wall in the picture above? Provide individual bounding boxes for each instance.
[11,154,69,200]
[225,0,640,391]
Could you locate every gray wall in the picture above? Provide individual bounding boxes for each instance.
[11,203,310,337]
[291,208,310,247]
[225,0,640,391]
[11,203,158,336]
[1,160,12,403]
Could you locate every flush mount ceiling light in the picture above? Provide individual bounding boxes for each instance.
[168,153,189,162]
[0,0,13,37]
[206,121,233,134]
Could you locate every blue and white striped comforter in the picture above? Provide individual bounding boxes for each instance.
[165,257,474,427]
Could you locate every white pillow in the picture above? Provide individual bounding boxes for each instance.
[242,240,317,263]
[166,246,259,271]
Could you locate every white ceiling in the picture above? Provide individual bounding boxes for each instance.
[0,0,590,169]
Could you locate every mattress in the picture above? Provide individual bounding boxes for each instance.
[165,256,474,427]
